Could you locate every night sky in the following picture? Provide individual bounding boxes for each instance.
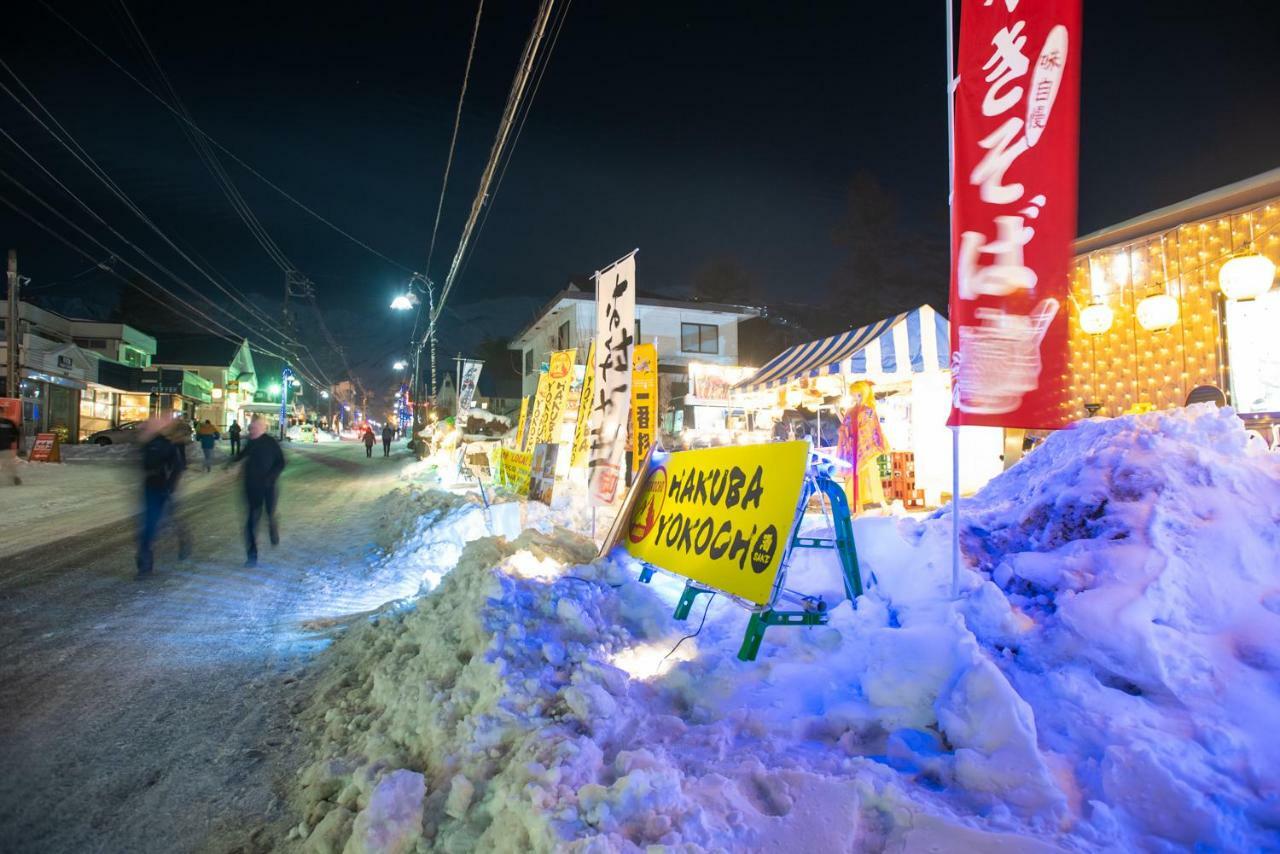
[4,1,1279,379]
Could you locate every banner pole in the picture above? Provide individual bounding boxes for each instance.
[946,0,961,599]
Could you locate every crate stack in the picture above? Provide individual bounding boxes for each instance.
[881,451,925,509]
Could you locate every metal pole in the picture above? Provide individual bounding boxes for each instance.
[6,251,18,405]
[946,0,961,599]
[455,354,463,419]
[427,279,438,397]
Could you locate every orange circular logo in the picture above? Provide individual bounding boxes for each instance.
[628,467,667,544]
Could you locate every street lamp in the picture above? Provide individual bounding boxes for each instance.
[393,360,407,371]
[390,293,419,311]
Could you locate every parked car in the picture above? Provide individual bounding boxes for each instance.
[87,420,147,445]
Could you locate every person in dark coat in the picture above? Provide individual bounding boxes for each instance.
[227,417,286,567]
[362,427,376,458]
[381,424,394,458]
[0,414,21,485]
[136,418,192,575]
[227,420,242,456]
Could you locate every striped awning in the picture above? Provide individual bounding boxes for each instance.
[733,305,949,392]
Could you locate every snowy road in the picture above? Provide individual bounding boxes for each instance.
[0,441,419,854]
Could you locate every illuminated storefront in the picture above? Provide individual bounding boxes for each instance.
[1066,170,1280,433]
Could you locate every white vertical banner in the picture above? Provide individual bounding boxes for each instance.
[587,251,637,505]
[458,359,483,412]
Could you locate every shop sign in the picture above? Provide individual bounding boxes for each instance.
[571,342,596,468]
[631,344,657,475]
[948,0,1081,429]
[621,440,809,606]
[494,446,532,495]
[535,349,576,446]
[588,251,637,505]
[226,380,240,393]
[28,432,61,463]
[458,360,483,412]
[529,442,559,505]
[521,372,550,452]
[514,396,530,449]
[688,363,755,403]
[57,355,74,370]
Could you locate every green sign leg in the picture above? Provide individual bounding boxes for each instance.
[638,566,655,584]
[739,612,768,661]
[673,583,711,621]
[817,475,864,600]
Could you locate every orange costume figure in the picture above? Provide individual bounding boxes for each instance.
[836,381,888,513]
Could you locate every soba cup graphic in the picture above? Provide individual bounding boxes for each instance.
[956,299,1059,415]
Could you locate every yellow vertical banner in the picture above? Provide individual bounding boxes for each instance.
[537,349,577,446]
[514,396,530,450]
[571,342,596,468]
[522,374,549,452]
[630,343,657,475]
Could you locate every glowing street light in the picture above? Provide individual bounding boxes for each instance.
[269,383,282,396]
[393,360,407,371]
[390,293,418,311]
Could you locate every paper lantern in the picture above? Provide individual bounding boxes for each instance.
[1219,254,1275,301]
[1079,302,1114,335]
[1136,293,1178,332]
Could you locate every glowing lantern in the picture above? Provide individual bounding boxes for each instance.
[1218,254,1275,301]
[1079,302,1114,335]
[1136,293,1178,332]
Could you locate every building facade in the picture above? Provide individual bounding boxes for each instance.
[508,283,761,399]
[1065,169,1280,436]
[153,336,258,431]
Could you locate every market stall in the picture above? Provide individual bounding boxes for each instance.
[731,304,1004,507]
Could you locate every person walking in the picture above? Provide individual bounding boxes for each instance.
[137,418,191,575]
[227,417,285,567]
[227,419,242,456]
[196,419,220,472]
[381,423,394,458]
[0,413,21,485]
[362,426,376,458]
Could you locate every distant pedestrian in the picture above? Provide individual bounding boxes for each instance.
[228,420,242,456]
[196,419,220,472]
[227,417,285,567]
[381,424,394,458]
[0,414,21,485]
[362,427,376,458]
[136,418,192,576]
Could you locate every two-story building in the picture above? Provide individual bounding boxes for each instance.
[0,300,94,441]
[72,320,157,437]
[508,281,762,428]
[153,335,258,431]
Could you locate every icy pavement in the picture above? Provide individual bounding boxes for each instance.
[290,405,1280,852]
[0,440,452,854]
[0,443,234,560]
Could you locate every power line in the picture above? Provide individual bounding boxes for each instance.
[0,68,304,355]
[35,0,415,275]
[424,0,485,280]
[431,0,558,329]
[458,0,573,285]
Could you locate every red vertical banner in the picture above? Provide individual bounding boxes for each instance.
[948,0,1081,429]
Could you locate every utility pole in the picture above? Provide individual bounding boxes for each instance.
[6,251,18,403]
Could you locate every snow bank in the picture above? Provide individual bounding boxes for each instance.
[295,405,1280,851]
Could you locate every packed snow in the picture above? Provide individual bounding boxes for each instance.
[290,405,1280,852]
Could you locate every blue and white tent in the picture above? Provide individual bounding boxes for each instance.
[733,304,950,393]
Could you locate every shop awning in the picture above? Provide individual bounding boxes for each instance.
[733,305,949,392]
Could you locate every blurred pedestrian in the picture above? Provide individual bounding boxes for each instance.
[227,416,285,567]
[0,413,21,485]
[196,419,220,472]
[137,418,192,576]
[228,419,242,456]
[381,423,394,457]
[362,426,376,458]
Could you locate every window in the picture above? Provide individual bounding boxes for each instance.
[524,349,535,375]
[681,322,719,354]
[556,320,571,351]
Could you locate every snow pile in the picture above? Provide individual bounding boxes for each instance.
[294,405,1280,851]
